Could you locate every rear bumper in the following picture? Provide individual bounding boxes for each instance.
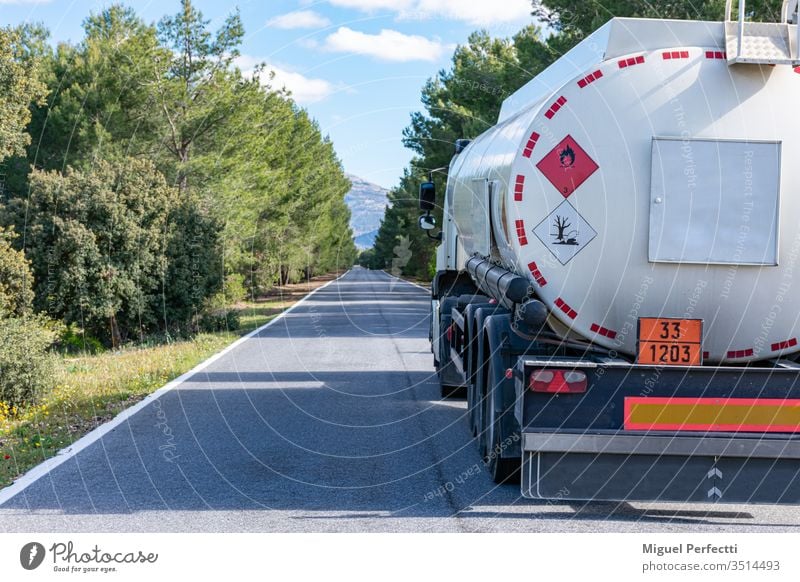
[521,430,800,504]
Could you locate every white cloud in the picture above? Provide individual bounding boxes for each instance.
[235,56,336,104]
[412,0,532,25]
[324,27,445,62]
[268,66,336,104]
[266,10,331,29]
[327,0,414,10]
[327,0,532,25]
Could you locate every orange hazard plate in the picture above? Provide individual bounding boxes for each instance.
[637,318,702,366]
[625,397,800,432]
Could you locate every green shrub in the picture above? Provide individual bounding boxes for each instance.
[20,160,176,346]
[223,273,247,304]
[57,323,104,355]
[198,309,240,333]
[357,248,376,269]
[207,273,248,310]
[0,316,56,407]
[0,226,33,317]
[159,196,224,331]
[17,159,225,346]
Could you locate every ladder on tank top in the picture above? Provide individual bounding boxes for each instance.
[725,0,800,65]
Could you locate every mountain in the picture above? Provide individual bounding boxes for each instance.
[354,229,380,249]
[344,174,390,249]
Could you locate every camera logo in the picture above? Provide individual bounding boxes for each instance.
[20,542,46,570]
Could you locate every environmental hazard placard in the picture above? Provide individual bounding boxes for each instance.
[532,199,597,265]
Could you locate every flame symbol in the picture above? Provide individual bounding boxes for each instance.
[559,144,576,167]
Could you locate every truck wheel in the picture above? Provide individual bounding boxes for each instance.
[483,353,520,484]
[486,417,520,484]
[469,342,487,438]
[468,383,479,437]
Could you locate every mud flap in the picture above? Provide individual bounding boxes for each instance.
[521,432,800,504]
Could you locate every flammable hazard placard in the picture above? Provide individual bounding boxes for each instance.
[536,135,599,198]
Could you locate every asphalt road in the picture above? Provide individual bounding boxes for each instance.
[1,267,799,532]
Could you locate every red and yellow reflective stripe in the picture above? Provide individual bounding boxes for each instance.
[624,397,800,432]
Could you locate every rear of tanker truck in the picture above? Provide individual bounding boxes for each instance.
[419,3,800,503]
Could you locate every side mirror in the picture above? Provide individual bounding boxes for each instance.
[418,214,437,231]
[419,181,436,211]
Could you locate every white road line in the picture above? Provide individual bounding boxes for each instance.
[0,271,348,506]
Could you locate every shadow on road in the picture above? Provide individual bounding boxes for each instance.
[2,375,784,529]
[1,269,792,532]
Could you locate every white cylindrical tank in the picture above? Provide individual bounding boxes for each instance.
[448,18,800,363]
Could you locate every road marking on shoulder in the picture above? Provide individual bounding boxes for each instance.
[0,271,349,506]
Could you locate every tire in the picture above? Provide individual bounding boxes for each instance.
[482,351,520,484]
[469,337,487,438]
[468,382,479,437]
[466,328,480,436]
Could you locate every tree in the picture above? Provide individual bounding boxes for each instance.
[27,6,167,173]
[553,216,571,242]
[207,83,355,289]
[153,0,246,193]
[532,1,784,39]
[0,25,47,163]
[0,226,33,317]
[0,26,55,407]
[19,158,179,346]
[3,1,356,315]
[149,1,355,286]
[159,195,224,331]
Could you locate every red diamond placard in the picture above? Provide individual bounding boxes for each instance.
[536,135,599,198]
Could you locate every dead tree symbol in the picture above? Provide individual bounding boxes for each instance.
[553,215,570,242]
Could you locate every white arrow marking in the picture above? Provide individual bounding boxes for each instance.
[707,468,723,480]
[708,487,723,499]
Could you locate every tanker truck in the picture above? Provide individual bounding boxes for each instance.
[417,2,800,503]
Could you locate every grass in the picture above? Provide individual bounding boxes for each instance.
[0,274,338,488]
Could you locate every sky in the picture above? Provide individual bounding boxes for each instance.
[0,0,538,189]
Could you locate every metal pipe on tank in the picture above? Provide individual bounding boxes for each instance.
[465,256,531,307]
